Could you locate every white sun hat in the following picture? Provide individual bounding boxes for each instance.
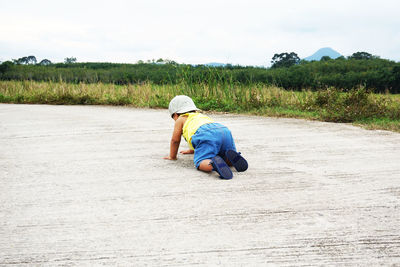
[168,95,199,117]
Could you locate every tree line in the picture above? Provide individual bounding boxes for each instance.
[1,53,399,93]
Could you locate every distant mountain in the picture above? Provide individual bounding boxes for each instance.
[204,62,226,67]
[303,47,342,61]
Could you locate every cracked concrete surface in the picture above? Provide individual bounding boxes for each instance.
[1,104,400,266]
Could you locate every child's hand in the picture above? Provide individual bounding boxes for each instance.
[180,149,194,154]
[163,156,177,160]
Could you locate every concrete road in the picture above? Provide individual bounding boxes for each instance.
[1,104,400,266]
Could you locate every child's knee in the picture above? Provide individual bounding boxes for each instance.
[197,159,213,172]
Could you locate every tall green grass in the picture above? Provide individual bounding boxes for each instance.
[1,80,399,132]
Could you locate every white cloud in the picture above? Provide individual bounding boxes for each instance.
[1,0,399,65]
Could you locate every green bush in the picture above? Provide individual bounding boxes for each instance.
[1,58,400,93]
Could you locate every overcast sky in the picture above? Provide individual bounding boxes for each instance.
[1,0,399,66]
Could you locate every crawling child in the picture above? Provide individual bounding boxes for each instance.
[163,95,248,179]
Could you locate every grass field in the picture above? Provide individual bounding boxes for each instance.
[1,80,399,132]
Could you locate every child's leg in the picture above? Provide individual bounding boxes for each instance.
[219,127,237,164]
[192,129,221,172]
[224,158,233,166]
[198,158,232,179]
[217,127,247,171]
[192,123,232,178]
[225,150,248,172]
[198,159,213,172]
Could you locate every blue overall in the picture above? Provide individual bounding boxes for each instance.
[191,123,237,168]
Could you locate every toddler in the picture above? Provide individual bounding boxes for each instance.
[163,95,248,179]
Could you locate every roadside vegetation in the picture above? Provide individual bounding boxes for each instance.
[1,52,400,93]
[1,51,399,132]
[1,80,399,132]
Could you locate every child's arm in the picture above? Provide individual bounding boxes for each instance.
[180,149,194,154]
[164,117,184,160]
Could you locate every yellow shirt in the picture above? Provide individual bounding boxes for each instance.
[181,113,214,150]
